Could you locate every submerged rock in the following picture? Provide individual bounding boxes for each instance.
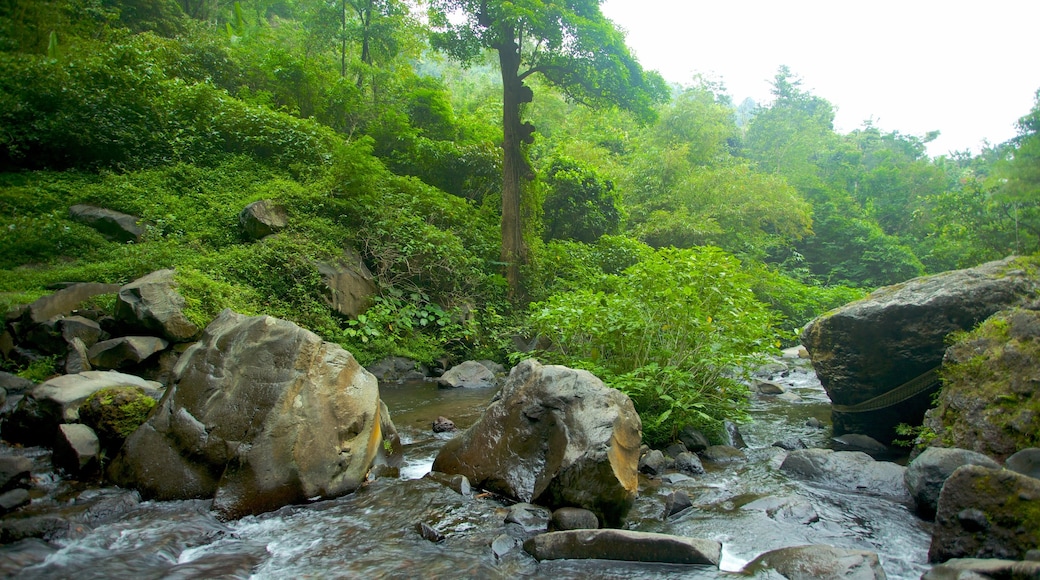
[523,529,721,566]
[780,448,910,501]
[432,359,642,527]
[742,544,887,579]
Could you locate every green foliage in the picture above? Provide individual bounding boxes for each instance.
[14,356,59,382]
[527,246,778,445]
[742,261,865,336]
[542,156,621,243]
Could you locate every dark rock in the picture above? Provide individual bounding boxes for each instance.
[78,386,157,452]
[780,448,910,500]
[239,200,288,241]
[415,521,445,543]
[674,451,705,475]
[0,456,32,492]
[802,257,1040,445]
[64,337,92,374]
[660,473,693,485]
[68,204,147,243]
[551,507,598,531]
[831,433,890,456]
[742,544,886,579]
[1006,448,1040,479]
[52,424,100,476]
[930,464,1040,562]
[432,360,642,527]
[741,495,819,525]
[423,471,471,496]
[491,533,522,558]
[923,558,1040,580]
[678,426,710,452]
[432,416,457,433]
[905,447,1001,519]
[0,489,30,513]
[724,421,747,449]
[662,491,693,518]
[19,283,121,327]
[772,438,808,451]
[700,445,746,464]
[61,316,103,349]
[505,503,551,534]
[23,318,65,356]
[87,336,168,370]
[316,248,376,318]
[663,442,688,458]
[0,538,57,576]
[754,379,786,395]
[0,372,33,395]
[639,449,672,475]
[436,360,498,389]
[806,417,825,429]
[108,310,395,520]
[366,356,428,383]
[114,270,201,342]
[523,529,721,566]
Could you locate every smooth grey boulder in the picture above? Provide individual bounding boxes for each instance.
[674,451,705,475]
[639,449,672,475]
[239,199,288,241]
[87,336,168,370]
[505,503,551,534]
[60,316,103,349]
[68,204,147,243]
[742,495,820,525]
[929,464,1040,563]
[52,424,100,476]
[432,359,642,527]
[551,507,598,531]
[316,248,376,318]
[114,270,200,342]
[524,529,721,566]
[436,360,497,389]
[678,426,710,452]
[1006,448,1040,479]
[905,447,1001,519]
[19,283,120,326]
[742,544,887,579]
[923,558,1040,579]
[366,356,428,383]
[780,449,910,501]
[108,310,398,520]
[802,257,1039,445]
[662,491,693,518]
[0,372,33,395]
[4,371,162,446]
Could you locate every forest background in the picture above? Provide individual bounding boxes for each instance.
[2,0,1038,445]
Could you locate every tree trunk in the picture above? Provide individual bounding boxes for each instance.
[497,32,528,301]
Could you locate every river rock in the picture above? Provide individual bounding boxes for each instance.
[107,310,396,520]
[831,433,890,456]
[87,336,168,370]
[754,379,786,395]
[114,270,201,342]
[678,426,710,452]
[802,257,1040,445]
[742,544,887,579]
[551,507,598,531]
[0,372,33,396]
[923,558,1040,579]
[432,359,642,527]
[432,416,457,433]
[3,371,163,446]
[68,204,147,243]
[436,360,497,389]
[523,529,721,566]
[239,199,288,240]
[639,449,672,475]
[724,421,747,448]
[674,451,705,475]
[366,356,428,383]
[60,316,103,349]
[505,503,551,534]
[905,447,1001,520]
[0,489,30,513]
[662,491,693,518]
[52,423,100,476]
[316,247,376,318]
[929,464,1040,562]
[65,337,92,374]
[701,445,746,464]
[780,448,910,501]
[78,386,157,452]
[0,456,32,492]
[1006,448,1040,479]
[742,494,820,525]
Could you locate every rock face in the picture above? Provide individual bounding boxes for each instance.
[742,544,887,579]
[436,360,497,388]
[114,270,201,342]
[68,204,147,243]
[929,464,1040,563]
[801,257,1040,445]
[108,310,395,520]
[524,529,721,566]
[239,200,288,240]
[780,449,910,501]
[923,308,1040,461]
[316,248,376,318]
[904,447,1001,520]
[432,359,642,527]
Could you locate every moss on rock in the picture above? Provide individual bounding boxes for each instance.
[79,386,157,452]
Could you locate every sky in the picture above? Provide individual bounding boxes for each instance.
[599,0,1040,158]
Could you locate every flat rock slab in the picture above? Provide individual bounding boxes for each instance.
[742,544,886,579]
[523,529,721,566]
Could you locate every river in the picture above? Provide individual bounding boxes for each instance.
[0,358,932,579]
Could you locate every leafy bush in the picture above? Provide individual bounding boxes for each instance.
[542,156,622,243]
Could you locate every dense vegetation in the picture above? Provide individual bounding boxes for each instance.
[2,0,1038,445]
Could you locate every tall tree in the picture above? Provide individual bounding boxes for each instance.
[427,0,667,298]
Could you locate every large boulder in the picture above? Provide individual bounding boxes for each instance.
[780,448,910,501]
[929,464,1040,563]
[436,360,498,389]
[316,248,376,318]
[523,529,721,566]
[68,204,147,243]
[801,257,1040,445]
[114,269,201,342]
[904,447,1001,519]
[741,544,887,579]
[239,200,288,241]
[107,310,396,520]
[87,336,168,370]
[3,371,162,446]
[432,359,642,527]
[923,308,1040,461]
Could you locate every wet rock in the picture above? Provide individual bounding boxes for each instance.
[0,456,32,492]
[415,521,445,542]
[802,257,1040,445]
[923,558,1040,580]
[661,473,693,485]
[432,360,642,527]
[742,495,819,525]
[432,416,457,433]
[806,417,825,429]
[742,544,886,579]
[639,449,672,475]
[663,441,688,458]
[68,204,147,243]
[674,451,705,475]
[52,423,100,476]
[0,489,30,513]
[831,433,890,456]
[423,471,471,496]
[491,533,522,558]
[366,356,428,383]
[108,310,395,520]
[905,447,1001,520]
[114,269,201,342]
[523,529,721,566]
[87,336,168,370]
[316,248,376,318]
[772,438,808,451]
[1005,447,1040,480]
[239,200,288,241]
[724,421,747,448]
[4,370,162,446]
[0,538,58,577]
[700,445,746,464]
[662,491,693,518]
[78,386,157,452]
[678,426,710,452]
[436,360,498,389]
[505,503,551,534]
[551,507,598,531]
[780,449,910,501]
[930,464,1040,562]
[754,379,786,395]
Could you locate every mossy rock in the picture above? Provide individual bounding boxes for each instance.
[78,386,157,451]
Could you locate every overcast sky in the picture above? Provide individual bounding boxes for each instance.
[600,0,1040,157]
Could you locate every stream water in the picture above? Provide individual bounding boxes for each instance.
[0,358,932,579]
